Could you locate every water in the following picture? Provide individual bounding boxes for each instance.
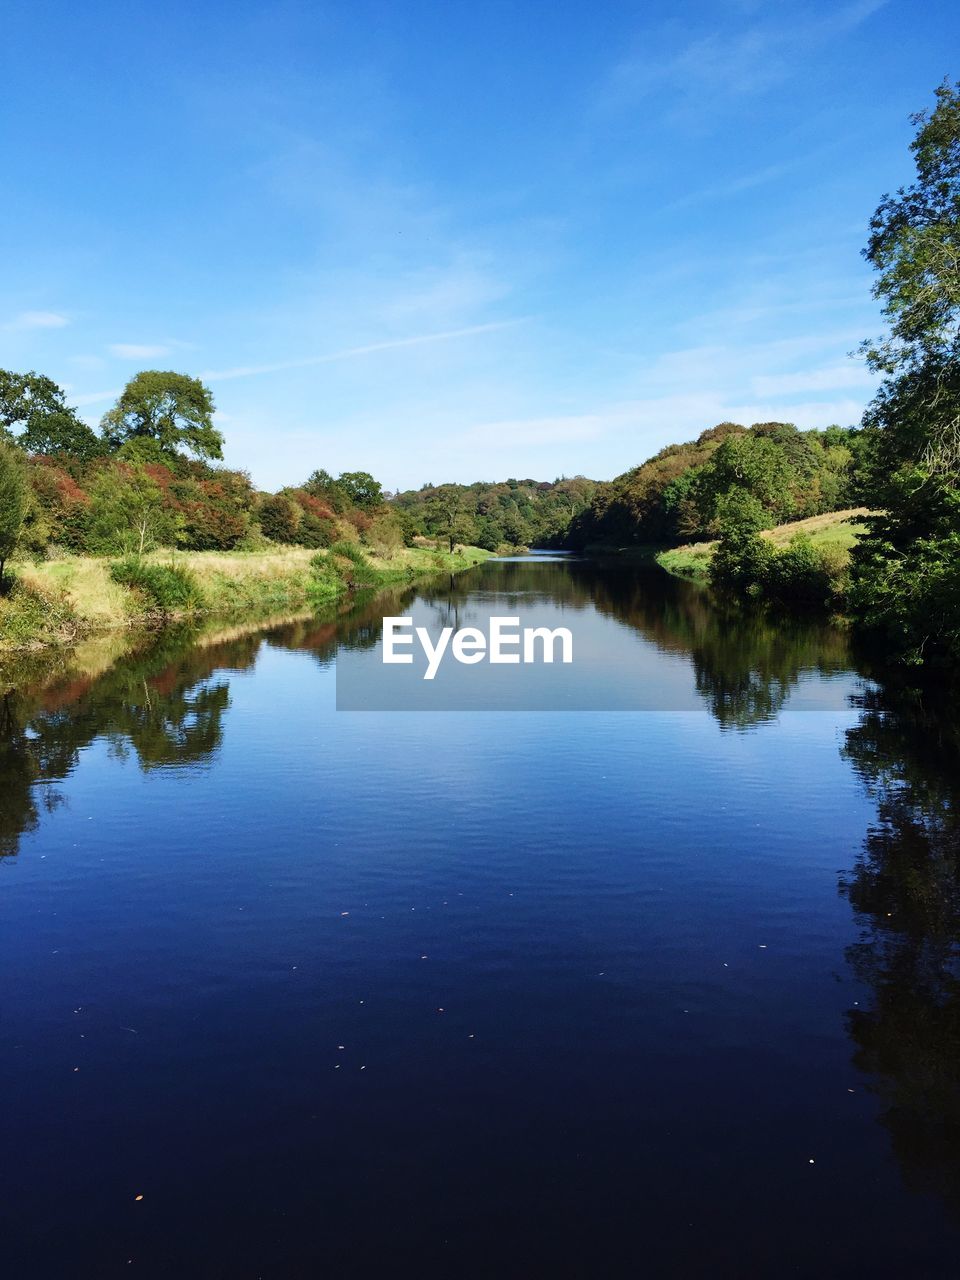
[2,556,959,1277]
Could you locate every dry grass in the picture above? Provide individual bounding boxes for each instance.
[20,557,135,625]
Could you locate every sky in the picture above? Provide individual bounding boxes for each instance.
[1,0,958,491]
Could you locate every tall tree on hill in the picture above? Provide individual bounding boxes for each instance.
[101,371,223,462]
[850,80,960,663]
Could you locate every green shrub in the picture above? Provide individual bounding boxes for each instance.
[110,558,204,612]
[0,574,79,646]
[329,539,366,564]
[709,528,774,595]
[765,535,839,609]
[307,551,346,602]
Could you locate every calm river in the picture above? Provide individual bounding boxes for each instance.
[1,554,958,1277]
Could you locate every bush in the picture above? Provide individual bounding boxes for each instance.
[363,514,404,559]
[765,535,839,609]
[709,528,773,595]
[850,527,960,665]
[259,493,302,543]
[307,551,345,602]
[0,574,79,645]
[110,558,204,612]
[329,539,367,565]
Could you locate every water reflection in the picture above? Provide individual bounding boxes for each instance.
[2,557,960,1231]
[0,561,855,857]
[841,677,960,1216]
[0,629,240,858]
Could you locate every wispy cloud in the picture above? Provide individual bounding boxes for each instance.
[4,310,70,331]
[109,343,172,359]
[200,319,527,383]
[70,319,527,406]
[599,0,890,116]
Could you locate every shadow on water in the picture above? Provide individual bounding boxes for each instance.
[3,556,960,1228]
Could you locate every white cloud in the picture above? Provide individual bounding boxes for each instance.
[108,343,172,359]
[6,310,69,330]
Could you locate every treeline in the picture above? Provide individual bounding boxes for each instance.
[393,476,597,551]
[566,419,864,549]
[0,368,415,568]
[0,369,597,577]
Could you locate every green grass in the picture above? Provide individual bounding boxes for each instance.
[1,542,492,650]
[657,508,875,580]
[109,559,204,611]
[0,574,82,648]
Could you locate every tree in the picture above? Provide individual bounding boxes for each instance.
[258,492,302,543]
[708,489,773,594]
[850,81,960,664]
[337,470,383,509]
[0,440,27,585]
[87,463,179,556]
[697,433,795,527]
[302,469,348,512]
[426,485,476,551]
[0,369,101,460]
[101,371,223,462]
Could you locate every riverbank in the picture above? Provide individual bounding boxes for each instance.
[0,542,491,651]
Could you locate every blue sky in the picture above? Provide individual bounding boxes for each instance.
[1,0,957,491]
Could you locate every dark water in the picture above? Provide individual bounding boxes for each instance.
[2,556,959,1278]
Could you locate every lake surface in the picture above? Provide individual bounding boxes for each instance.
[2,555,959,1277]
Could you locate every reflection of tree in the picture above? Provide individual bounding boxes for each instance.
[841,679,960,1217]
[582,563,850,729]
[411,558,850,728]
[0,629,245,859]
[0,692,43,856]
[0,556,860,865]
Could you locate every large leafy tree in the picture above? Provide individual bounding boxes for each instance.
[0,369,101,460]
[336,470,383,509]
[851,81,960,664]
[101,371,223,462]
[0,440,27,585]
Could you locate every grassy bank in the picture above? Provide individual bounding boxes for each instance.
[656,508,873,580]
[0,542,491,651]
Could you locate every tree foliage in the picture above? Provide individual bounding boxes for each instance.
[851,81,960,664]
[0,369,102,460]
[0,440,27,584]
[396,476,596,551]
[101,371,223,461]
[567,422,861,549]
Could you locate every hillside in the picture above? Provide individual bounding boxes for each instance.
[565,421,866,550]
[657,508,874,579]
